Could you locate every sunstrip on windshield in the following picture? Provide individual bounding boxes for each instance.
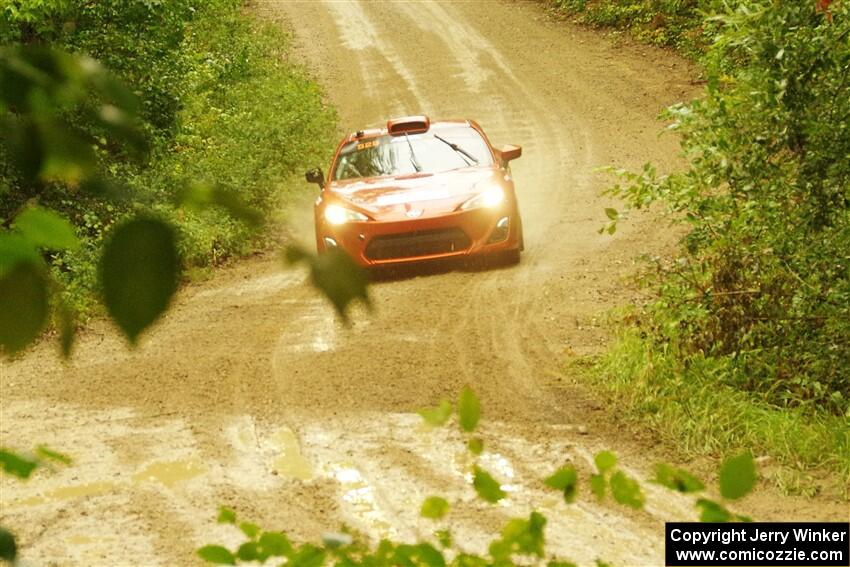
[387,115,430,135]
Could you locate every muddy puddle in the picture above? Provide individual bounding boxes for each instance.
[1,402,699,565]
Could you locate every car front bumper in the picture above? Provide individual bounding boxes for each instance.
[317,206,521,268]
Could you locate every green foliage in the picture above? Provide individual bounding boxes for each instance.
[239,522,261,540]
[594,330,850,484]
[100,217,178,343]
[718,452,757,500]
[420,496,450,520]
[0,203,90,354]
[1,0,336,321]
[594,450,617,473]
[198,545,236,565]
[0,445,71,480]
[217,506,237,525]
[0,44,166,352]
[587,450,645,508]
[551,0,719,56]
[0,261,48,353]
[0,527,15,563]
[418,400,453,427]
[588,0,850,499]
[0,4,350,353]
[178,182,262,229]
[0,44,146,187]
[696,498,732,522]
[466,438,484,455]
[472,466,506,503]
[0,449,38,479]
[610,471,645,509]
[544,464,579,503]
[14,206,79,250]
[601,0,850,479]
[258,532,292,557]
[490,512,546,561]
[457,386,481,433]
[653,463,705,493]
[434,530,452,549]
[34,445,71,465]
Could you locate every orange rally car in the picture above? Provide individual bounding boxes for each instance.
[304,116,523,268]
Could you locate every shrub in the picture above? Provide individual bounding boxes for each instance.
[606,0,850,416]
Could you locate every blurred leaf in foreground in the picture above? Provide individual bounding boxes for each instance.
[197,545,236,565]
[594,450,617,473]
[719,452,756,500]
[458,386,480,433]
[14,206,79,251]
[421,496,450,519]
[502,512,546,557]
[0,233,41,275]
[0,450,38,479]
[285,245,369,323]
[654,463,704,493]
[217,506,236,524]
[467,437,484,455]
[473,466,506,503]
[610,470,645,509]
[34,446,71,465]
[696,498,732,523]
[544,465,578,503]
[419,400,452,426]
[178,182,262,227]
[258,532,291,557]
[0,262,48,355]
[100,217,179,344]
[0,527,16,563]
[236,542,259,562]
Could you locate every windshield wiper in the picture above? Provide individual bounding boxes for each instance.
[434,134,478,166]
[404,132,422,172]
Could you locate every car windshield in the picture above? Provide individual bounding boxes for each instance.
[332,126,493,181]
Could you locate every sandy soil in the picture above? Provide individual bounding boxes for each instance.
[1,1,846,565]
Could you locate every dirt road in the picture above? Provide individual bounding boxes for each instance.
[1,2,841,565]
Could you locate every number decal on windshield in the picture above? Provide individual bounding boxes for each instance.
[356,140,380,150]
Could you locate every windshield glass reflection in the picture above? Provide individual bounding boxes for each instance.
[333,126,493,181]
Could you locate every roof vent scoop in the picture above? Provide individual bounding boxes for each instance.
[387,115,430,136]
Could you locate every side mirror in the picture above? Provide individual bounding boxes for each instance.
[499,144,522,163]
[305,167,325,189]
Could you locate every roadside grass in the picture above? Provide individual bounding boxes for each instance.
[549,0,711,57]
[583,330,850,495]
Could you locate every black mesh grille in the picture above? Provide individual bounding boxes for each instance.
[365,228,471,260]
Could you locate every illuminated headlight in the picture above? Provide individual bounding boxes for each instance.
[324,204,368,225]
[459,185,504,210]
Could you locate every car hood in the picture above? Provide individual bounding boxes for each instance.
[328,168,502,220]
